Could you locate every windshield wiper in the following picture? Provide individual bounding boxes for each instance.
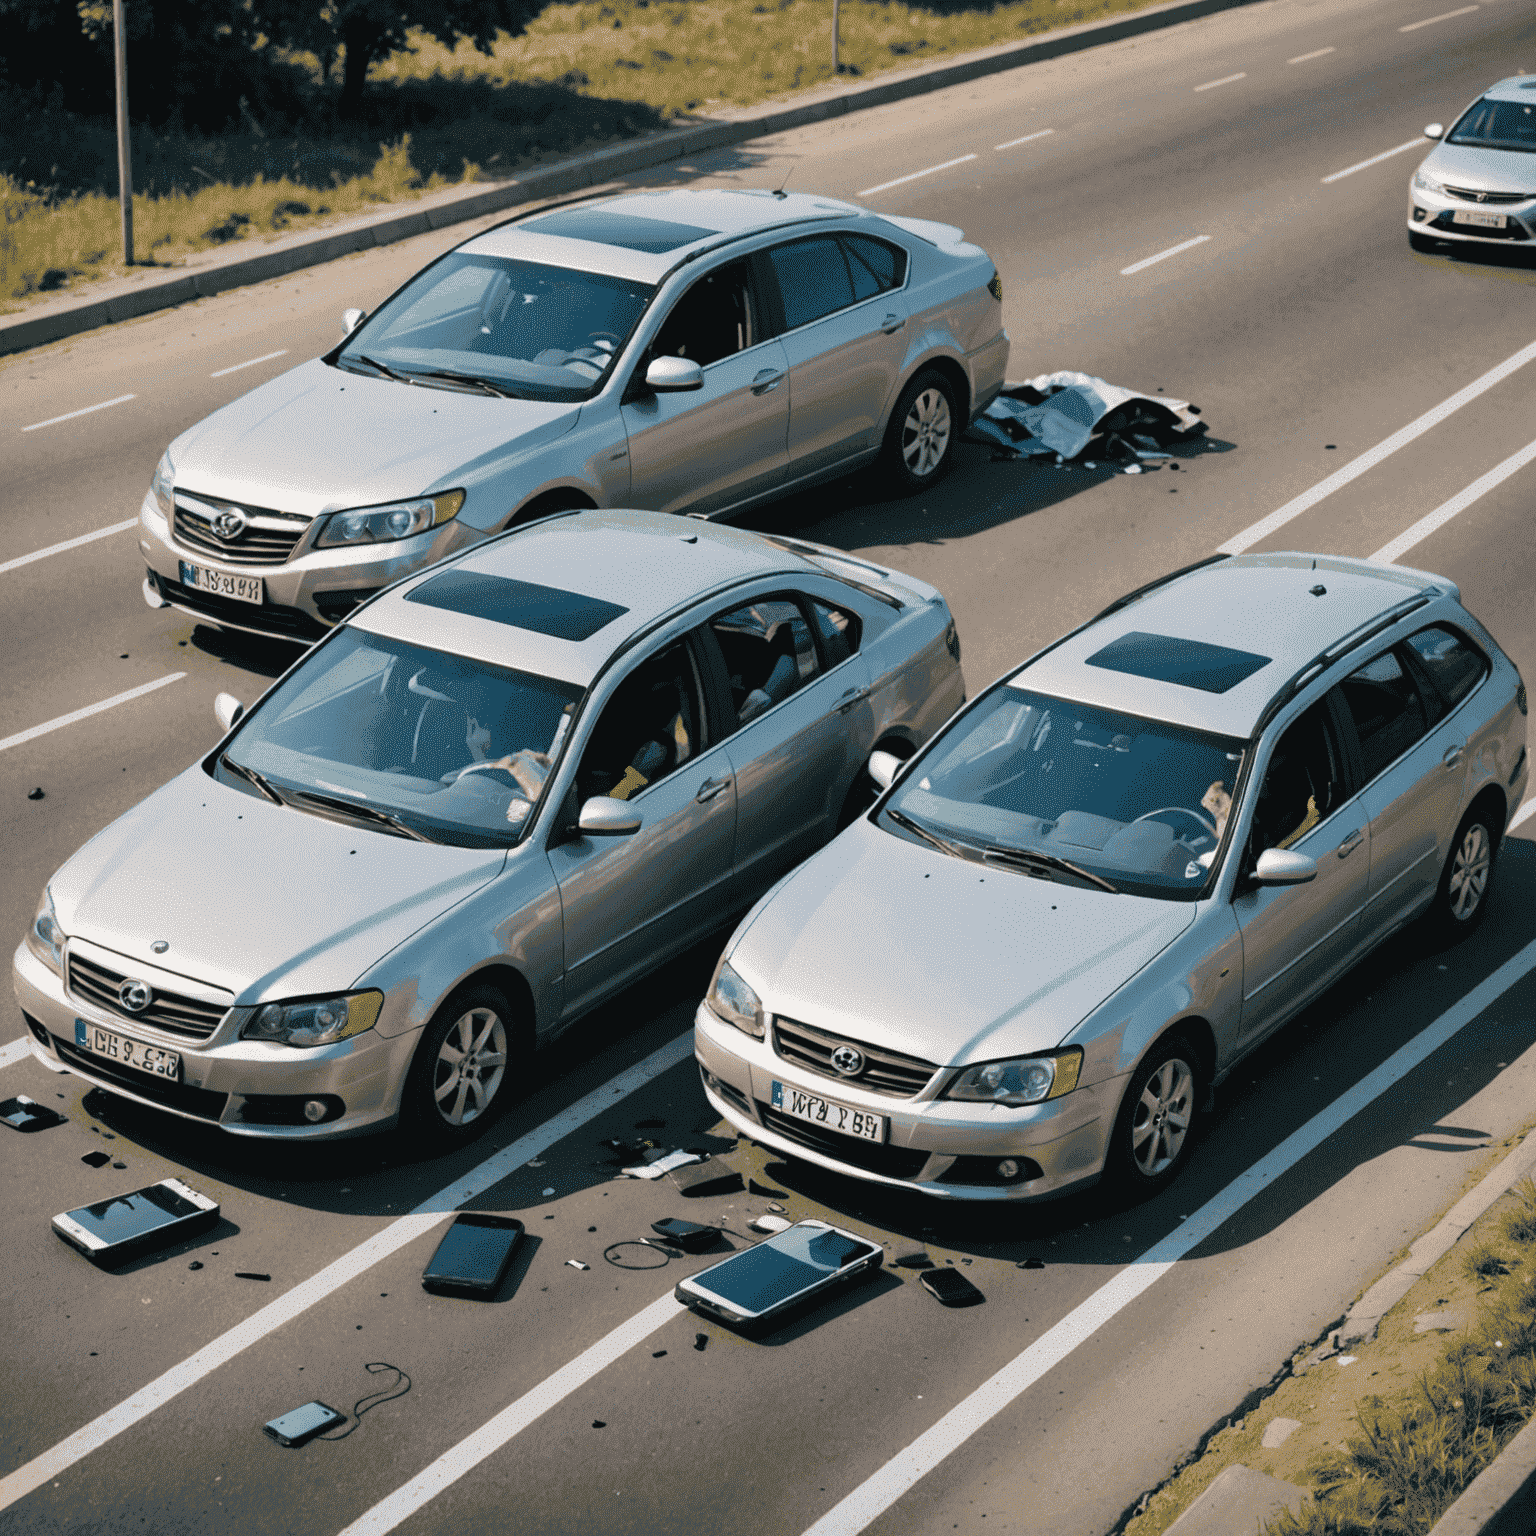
[887,808,968,859]
[342,353,409,383]
[983,845,1119,895]
[400,367,513,399]
[220,753,283,805]
[291,789,437,843]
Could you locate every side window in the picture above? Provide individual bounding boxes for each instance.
[1405,626,1488,713]
[650,259,756,368]
[1338,650,1428,782]
[809,599,861,667]
[765,237,857,331]
[710,598,820,728]
[841,236,906,300]
[1250,701,1345,855]
[576,642,703,803]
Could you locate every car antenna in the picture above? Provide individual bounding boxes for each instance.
[771,163,793,200]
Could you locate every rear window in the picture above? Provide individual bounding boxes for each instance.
[1406,626,1487,711]
[406,570,629,641]
[1084,632,1272,695]
[1338,650,1428,781]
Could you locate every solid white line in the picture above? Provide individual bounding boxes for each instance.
[1120,235,1211,276]
[1194,71,1247,92]
[995,129,1055,151]
[1321,138,1423,183]
[0,1030,693,1513]
[209,349,287,379]
[858,154,978,197]
[1401,5,1477,31]
[1289,46,1336,63]
[801,937,1536,1536]
[0,1039,33,1071]
[1511,800,1536,833]
[1372,435,1536,563]
[21,395,135,433]
[0,675,187,755]
[0,520,138,579]
[1219,334,1536,555]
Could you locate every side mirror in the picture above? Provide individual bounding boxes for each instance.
[577,796,642,837]
[1252,847,1318,886]
[214,692,245,733]
[1424,122,1444,140]
[867,750,903,792]
[645,356,705,393]
[341,307,366,336]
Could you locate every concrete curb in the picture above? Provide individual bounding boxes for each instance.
[1428,1413,1536,1536]
[0,0,1268,359]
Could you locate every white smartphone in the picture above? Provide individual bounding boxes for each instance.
[52,1178,220,1266]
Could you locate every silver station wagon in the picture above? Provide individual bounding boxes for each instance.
[17,512,965,1145]
[138,187,1007,643]
[696,554,1528,1202]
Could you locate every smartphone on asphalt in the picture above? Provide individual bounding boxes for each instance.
[919,1268,985,1307]
[51,1178,220,1266]
[262,1401,348,1447]
[650,1217,718,1253]
[421,1213,525,1297]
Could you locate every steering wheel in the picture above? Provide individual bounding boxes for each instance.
[445,760,518,786]
[1132,806,1219,842]
[586,331,621,348]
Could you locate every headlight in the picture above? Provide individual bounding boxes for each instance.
[149,450,175,520]
[944,1048,1082,1106]
[314,490,464,548]
[1413,169,1446,196]
[241,991,383,1048]
[705,958,764,1039]
[25,887,65,977]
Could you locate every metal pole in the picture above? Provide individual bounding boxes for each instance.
[113,0,133,266]
[831,0,840,76]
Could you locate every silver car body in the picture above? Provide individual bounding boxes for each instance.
[137,188,1007,642]
[1408,75,1536,249]
[696,554,1528,1201]
[15,512,965,1140]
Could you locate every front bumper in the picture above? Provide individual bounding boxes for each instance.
[1408,192,1535,246]
[695,1005,1117,1202]
[13,941,416,1140]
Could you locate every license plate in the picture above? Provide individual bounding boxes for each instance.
[75,1019,181,1081]
[1452,209,1506,229]
[771,1080,885,1142]
[179,559,262,605]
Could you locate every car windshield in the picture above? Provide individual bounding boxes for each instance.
[336,252,654,402]
[881,686,1247,900]
[216,628,582,847]
[1448,97,1536,153]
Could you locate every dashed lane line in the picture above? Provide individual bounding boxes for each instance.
[210,349,288,379]
[1400,5,1478,31]
[1289,46,1336,63]
[0,1040,33,1071]
[1120,235,1210,276]
[1321,138,1424,183]
[0,520,138,579]
[857,154,978,197]
[1194,72,1246,92]
[1512,800,1536,834]
[21,395,135,433]
[1372,434,1536,564]
[995,129,1054,151]
[0,675,187,755]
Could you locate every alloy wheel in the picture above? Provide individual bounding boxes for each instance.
[901,387,952,478]
[432,1006,507,1127]
[1448,822,1491,922]
[1130,1057,1193,1178]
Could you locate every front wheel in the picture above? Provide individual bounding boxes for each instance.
[1428,807,1497,941]
[1109,1037,1200,1198]
[402,983,522,1150]
[881,370,957,494]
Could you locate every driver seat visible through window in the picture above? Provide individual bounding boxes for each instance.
[577,642,701,803]
[650,260,755,368]
[1251,702,1343,855]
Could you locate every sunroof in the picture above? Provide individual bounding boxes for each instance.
[406,570,629,641]
[1085,631,1271,694]
[521,208,718,253]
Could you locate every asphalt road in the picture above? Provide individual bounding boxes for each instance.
[4,0,1536,1531]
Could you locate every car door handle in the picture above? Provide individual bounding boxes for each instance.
[837,685,871,714]
[1336,830,1364,859]
[880,313,905,335]
[751,369,784,395]
[1443,744,1464,768]
[696,775,732,803]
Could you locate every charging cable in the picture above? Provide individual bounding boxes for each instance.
[319,1362,412,1440]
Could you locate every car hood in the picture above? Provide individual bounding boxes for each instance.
[732,823,1195,1065]
[51,767,506,1000]
[1423,143,1536,194]
[171,359,581,519]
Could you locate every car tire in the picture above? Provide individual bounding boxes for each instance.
[882,369,957,494]
[1428,806,1498,942]
[402,982,522,1150]
[1409,231,1437,253]
[1108,1035,1200,1199]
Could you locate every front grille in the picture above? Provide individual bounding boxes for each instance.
[173,495,309,566]
[1444,186,1531,206]
[55,1038,229,1122]
[772,1016,938,1097]
[68,952,229,1040]
[156,571,328,641]
[1431,210,1530,241]
[758,1103,932,1179]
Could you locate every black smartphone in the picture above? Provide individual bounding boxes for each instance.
[919,1268,985,1307]
[421,1213,524,1296]
[0,1095,67,1132]
[675,1218,883,1331]
[651,1217,718,1253]
[52,1178,220,1266]
[263,1401,347,1447]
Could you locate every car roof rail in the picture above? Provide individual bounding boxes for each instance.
[1090,552,1230,623]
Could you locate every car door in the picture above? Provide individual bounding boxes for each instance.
[546,636,736,1018]
[1337,643,1468,942]
[761,234,911,481]
[620,257,789,516]
[1232,696,1372,1046]
[698,592,873,899]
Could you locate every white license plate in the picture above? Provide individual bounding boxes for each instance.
[75,1018,181,1081]
[179,559,262,605]
[1452,209,1506,229]
[771,1081,885,1142]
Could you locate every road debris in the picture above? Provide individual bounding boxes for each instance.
[620,1149,699,1180]
[565,1259,590,1271]
[671,1162,743,1197]
[750,1214,792,1235]
[235,1272,272,1281]
[81,1150,112,1168]
[1,1095,68,1131]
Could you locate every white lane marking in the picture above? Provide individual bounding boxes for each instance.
[1194,72,1247,92]
[995,129,1055,151]
[338,1293,688,1536]
[1321,138,1424,183]
[801,937,1536,1536]
[1120,235,1211,276]
[0,1030,693,1512]
[1372,435,1536,563]
[0,675,187,755]
[21,395,135,433]
[0,1039,34,1071]
[209,349,288,379]
[1220,335,1536,554]
[1289,46,1336,63]
[858,154,979,197]
[0,520,138,579]
[1401,5,1478,31]
[1511,800,1535,833]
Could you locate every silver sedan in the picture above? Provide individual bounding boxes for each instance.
[16,511,965,1145]
[696,553,1528,1202]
